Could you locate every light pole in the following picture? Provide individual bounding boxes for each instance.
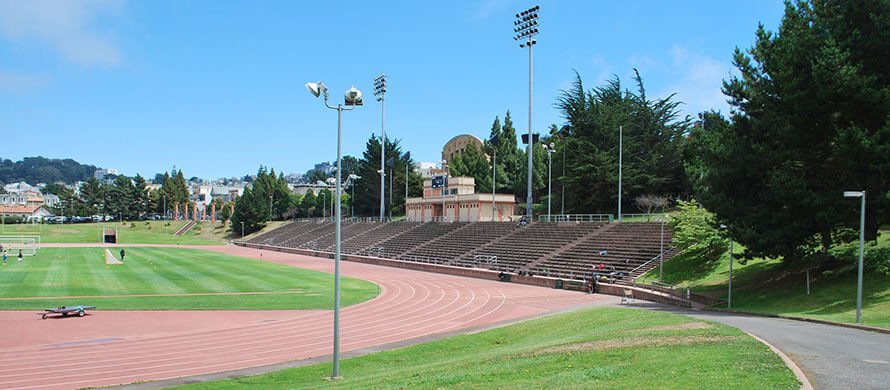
[348,174,360,218]
[618,125,623,222]
[844,190,866,323]
[543,142,554,221]
[387,157,394,220]
[659,203,665,282]
[269,195,273,222]
[514,5,539,221]
[306,80,362,379]
[240,221,244,238]
[163,195,167,234]
[720,224,732,309]
[489,135,498,221]
[374,74,386,221]
[440,160,448,221]
[322,191,326,221]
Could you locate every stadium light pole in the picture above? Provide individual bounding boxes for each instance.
[618,125,623,222]
[489,135,498,221]
[240,221,244,238]
[543,143,555,221]
[514,5,539,221]
[844,190,866,323]
[374,74,386,221]
[306,80,362,380]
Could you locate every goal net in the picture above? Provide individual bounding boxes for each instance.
[105,249,123,264]
[0,235,41,257]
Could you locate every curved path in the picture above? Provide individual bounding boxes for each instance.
[0,245,602,389]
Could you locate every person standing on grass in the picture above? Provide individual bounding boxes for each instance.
[2,249,6,265]
[18,249,23,262]
[120,249,126,261]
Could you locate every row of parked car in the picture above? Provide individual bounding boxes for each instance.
[47,215,113,223]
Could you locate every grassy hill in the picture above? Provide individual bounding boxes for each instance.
[643,231,890,329]
[0,220,289,245]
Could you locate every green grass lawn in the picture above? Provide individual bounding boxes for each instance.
[170,307,799,389]
[643,232,890,329]
[0,247,378,310]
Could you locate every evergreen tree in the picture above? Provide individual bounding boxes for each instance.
[695,0,890,262]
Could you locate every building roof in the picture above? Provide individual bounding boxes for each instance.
[0,204,49,215]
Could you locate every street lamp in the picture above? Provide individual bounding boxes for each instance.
[514,5,539,221]
[348,174,360,217]
[543,142,555,221]
[306,80,362,380]
[374,74,386,221]
[240,221,244,238]
[720,224,733,309]
[844,190,866,323]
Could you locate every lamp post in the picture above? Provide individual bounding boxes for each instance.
[489,135,498,221]
[374,74,386,221]
[348,174,360,218]
[306,80,362,379]
[269,195,273,222]
[720,224,732,309]
[514,5,539,221]
[543,142,555,221]
[240,221,244,238]
[440,160,448,221]
[844,190,866,323]
[618,125,623,222]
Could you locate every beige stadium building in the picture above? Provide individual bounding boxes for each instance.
[406,176,515,222]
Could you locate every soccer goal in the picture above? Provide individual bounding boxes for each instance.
[0,235,41,257]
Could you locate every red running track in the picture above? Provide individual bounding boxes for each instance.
[0,245,603,389]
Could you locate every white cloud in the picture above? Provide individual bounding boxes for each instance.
[0,0,123,67]
[0,68,51,91]
[662,45,733,117]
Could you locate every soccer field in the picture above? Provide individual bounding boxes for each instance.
[0,247,378,310]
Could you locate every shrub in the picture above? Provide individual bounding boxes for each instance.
[829,243,890,276]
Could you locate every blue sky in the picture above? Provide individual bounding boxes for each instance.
[0,1,786,180]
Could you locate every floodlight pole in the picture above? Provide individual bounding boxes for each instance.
[374,74,386,221]
[514,6,539,221]
[307,81,359,379]
[240,221,244,238]
[844,190,866,323]
[618,125,622,222]
[492,147,496,221]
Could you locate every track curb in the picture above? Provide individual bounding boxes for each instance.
[745,331,814,390]
[706,307,890,335]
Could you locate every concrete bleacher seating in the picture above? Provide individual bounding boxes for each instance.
[244,220,675,280]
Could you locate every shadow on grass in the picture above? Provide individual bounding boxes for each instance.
[658,248,722,285]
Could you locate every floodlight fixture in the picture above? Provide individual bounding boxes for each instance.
[306,82,328,99]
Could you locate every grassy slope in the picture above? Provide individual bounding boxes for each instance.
[171,307,799,390]
[0,247,377,310]
[0,220,290,245]
[643,231,890,329]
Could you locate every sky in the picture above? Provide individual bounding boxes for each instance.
[0,1,787,180]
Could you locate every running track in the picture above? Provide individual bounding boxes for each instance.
[0,245,603,389]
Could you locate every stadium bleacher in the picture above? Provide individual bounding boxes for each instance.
[245,220,675,281]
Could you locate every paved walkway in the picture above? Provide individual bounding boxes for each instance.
[603,301,890,390]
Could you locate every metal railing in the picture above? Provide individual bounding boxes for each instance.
[398,254,451,265]
[632,278,691,300]
[537,214,614,222]
[618,213,670,222]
